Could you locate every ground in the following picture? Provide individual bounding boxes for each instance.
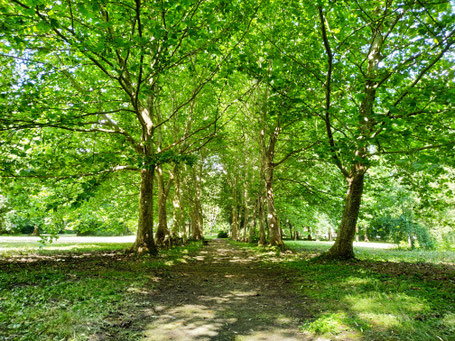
[1,236,454,340]
[97,239,310,341]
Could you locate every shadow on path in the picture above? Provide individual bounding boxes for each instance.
[103,239,312,340]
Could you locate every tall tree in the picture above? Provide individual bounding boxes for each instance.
[1,0,257,254]
[313,0,455,258]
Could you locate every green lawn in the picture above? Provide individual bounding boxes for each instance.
[284,240,455,264]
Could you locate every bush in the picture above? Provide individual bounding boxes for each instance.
[73,216,131,236]
[368,215,435,249]
[4,211,43,235]
[217,231,229,238]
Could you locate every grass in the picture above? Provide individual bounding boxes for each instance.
[2,238,454,341]
[233,240,455,341]
[285,240,455,264]
[0,242,132,256]
[0,241,204,341]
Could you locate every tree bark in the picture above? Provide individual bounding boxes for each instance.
[132,168,158,255]
[171,166,184,240]
[326,169,365,259]
[191,165,203,240]
[258,194,266,245]
[265,162,283,247]
[155,165,170,246]
[242,185,249,242]
[231,185,239,241]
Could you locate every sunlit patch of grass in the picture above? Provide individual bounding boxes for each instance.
[443,313,455,332]
[345,293,427,316]
[300,312,368,336]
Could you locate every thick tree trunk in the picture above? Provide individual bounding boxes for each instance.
[242,188,249,242]
[326,171,365,259]
[171,167,184,239]
[32,226,40,236]
[231,185,239,241]
[248,203,256,244]
[155,166,170,246]
[265,167,283,247]
[258,195,266,245]
[191,165,203,240]
[231,203,239,240]
[132,168,158,255]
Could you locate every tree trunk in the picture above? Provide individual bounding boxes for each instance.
[231,185,239,241]
[155,165,170,246]
[171,166,184,239]
[258,194,266,245]
[191,165,203,240]
[248,198,258,243]
[326,170,365,259]
[231,203,239,240]
[242,187,249,242]
[265,166,283,247]
[32,226,40,236]
[132,168,158,255]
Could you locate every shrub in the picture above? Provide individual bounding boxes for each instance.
[73,216,131,236]
[368,215,435,249]
[217,231,229,238]
[4,211,43,235]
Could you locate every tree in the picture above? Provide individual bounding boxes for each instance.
[1,0,257,254]
[311,0,455,258]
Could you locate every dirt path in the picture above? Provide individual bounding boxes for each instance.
[125,239,311,340]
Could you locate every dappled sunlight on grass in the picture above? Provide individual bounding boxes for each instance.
[292,261,453,340]
[0,241,207,340]
[443,313,455,332]
[226,241,455,340]
[300,312,366,338]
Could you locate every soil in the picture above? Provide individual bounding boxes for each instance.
[99,239,312,340]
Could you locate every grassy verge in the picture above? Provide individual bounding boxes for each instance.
[285,240,455,264]
[0,241,204,341]
[231,240,455,341]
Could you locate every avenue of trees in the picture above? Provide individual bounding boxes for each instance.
[0,0,454,258]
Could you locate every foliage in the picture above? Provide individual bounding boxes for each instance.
[216,231,229,238]
[369,215,435,250]
[0,0,453,254]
